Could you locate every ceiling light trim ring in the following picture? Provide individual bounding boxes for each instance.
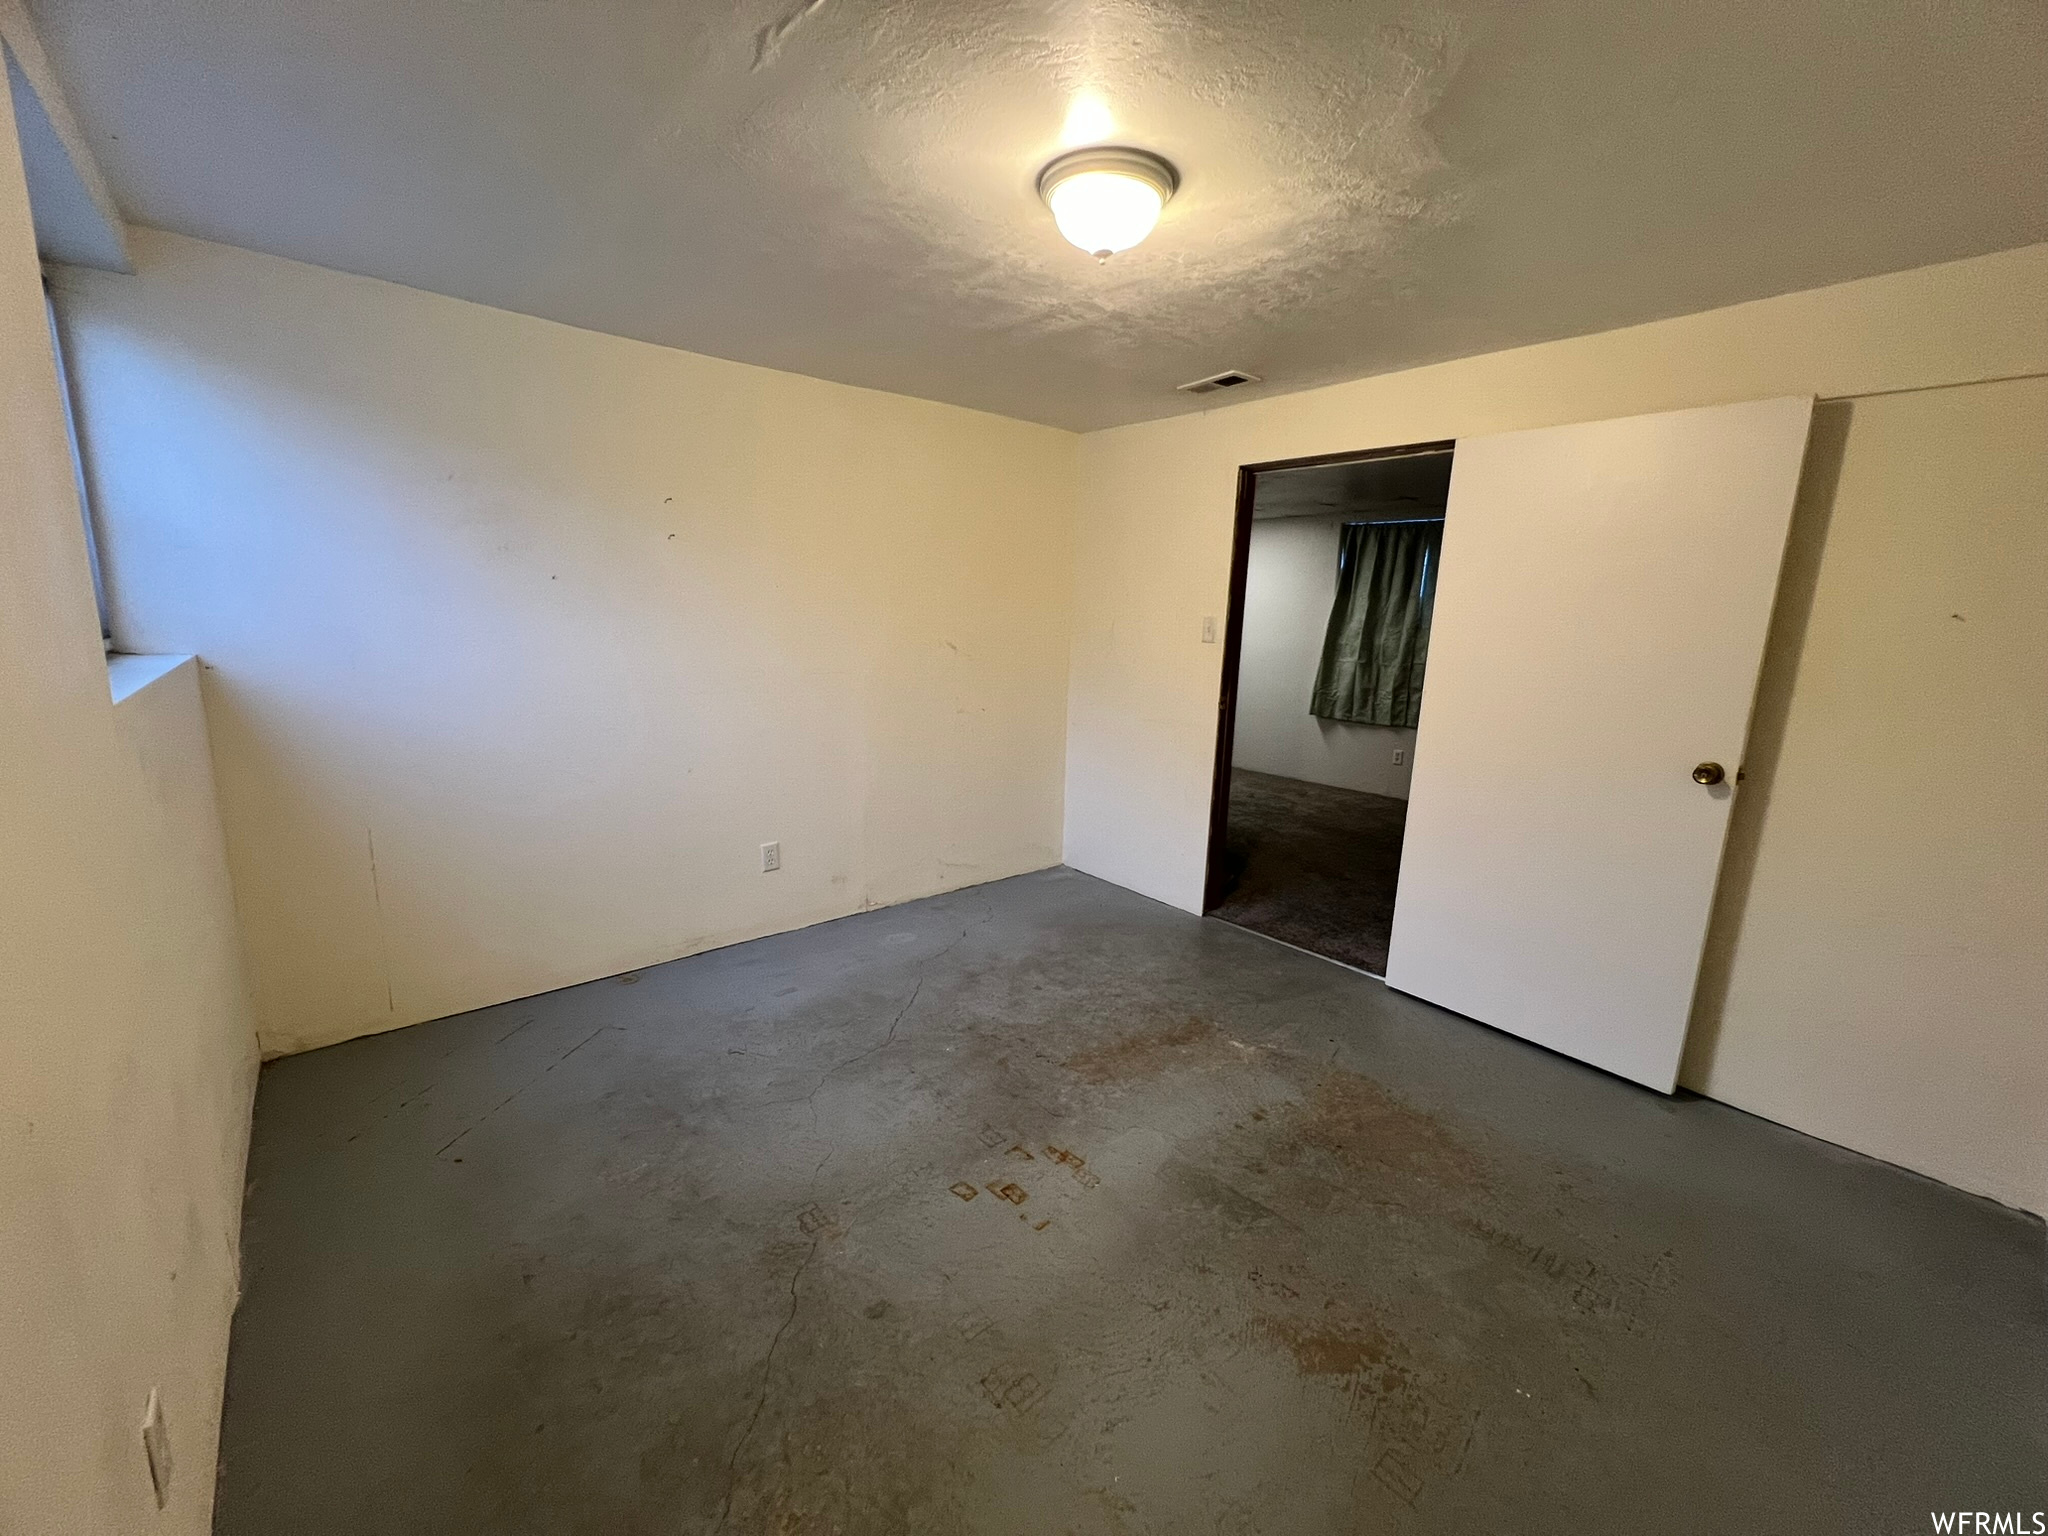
[1036,146,1180,204]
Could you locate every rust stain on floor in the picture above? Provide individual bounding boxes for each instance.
[1258,1314,1399,1377]
[1269,1069,1487,1191]
[1060,1014,1219,1084]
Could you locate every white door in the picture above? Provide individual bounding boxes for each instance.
[1384,397,1813,1091]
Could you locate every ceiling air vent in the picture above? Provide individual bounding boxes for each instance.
[1176,369,1262,396]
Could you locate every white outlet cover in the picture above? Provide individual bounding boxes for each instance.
[761,841,781,872]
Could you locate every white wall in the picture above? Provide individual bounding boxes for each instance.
[1063,242,2048,1216]
[56,230,1079,1056]
[1234,514,1416,799]
[0,75,257,1536]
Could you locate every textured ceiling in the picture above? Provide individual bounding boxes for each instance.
[28,0,2048,430]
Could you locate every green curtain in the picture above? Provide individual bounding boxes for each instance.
[1309,520,1442,728]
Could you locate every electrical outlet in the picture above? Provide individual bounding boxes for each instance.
[1201,616,1217,644]
[1393,749,1405,766]
[141,1387,171,1511]
[761,841,781,873]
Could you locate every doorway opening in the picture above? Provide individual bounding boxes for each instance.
[1203,441,1455,974]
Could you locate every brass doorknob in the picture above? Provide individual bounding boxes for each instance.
[1692,762,1726,786]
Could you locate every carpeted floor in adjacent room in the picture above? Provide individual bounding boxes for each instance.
[1209,766,1409,973]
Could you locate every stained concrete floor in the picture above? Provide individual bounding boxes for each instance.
[216,869,2046,1534]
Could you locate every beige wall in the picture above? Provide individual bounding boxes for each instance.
[56,230,1079,1056]
[0,78,256,1536]
[1064,243,2048,1215]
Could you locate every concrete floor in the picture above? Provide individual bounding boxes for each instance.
[216,869,2046,1534]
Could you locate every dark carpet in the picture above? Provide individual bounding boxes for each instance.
[1209,767,1408,973]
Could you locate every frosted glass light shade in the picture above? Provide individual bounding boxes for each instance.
[1037,147,1178,260]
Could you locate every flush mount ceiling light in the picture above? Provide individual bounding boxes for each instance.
[1037,146,1179,261]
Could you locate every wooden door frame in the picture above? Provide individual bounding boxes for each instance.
[1200,438,1458,913]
